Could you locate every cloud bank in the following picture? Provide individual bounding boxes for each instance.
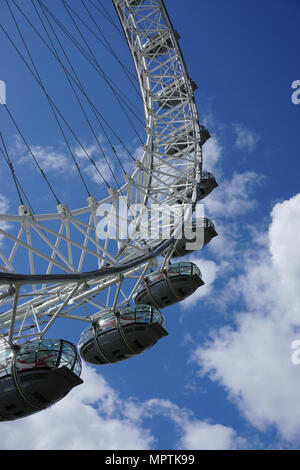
[0,364,243,450]
[193,193,300,444]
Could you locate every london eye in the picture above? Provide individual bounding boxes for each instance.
[0,0,218,421]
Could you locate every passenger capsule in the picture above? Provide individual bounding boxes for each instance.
[157,78,197,109]
[171,218,218,258]
[172,170,218,203]
[142,30,180,56]
[78,305,168,365]
[0,339,82,421]
[165,129,195,157]
[134,262,204,309]
[198,171,219,199]
[199,125,211,146]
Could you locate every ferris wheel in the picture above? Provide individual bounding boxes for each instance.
[0,0,218,421]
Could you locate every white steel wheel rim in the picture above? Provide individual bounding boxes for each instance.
[0,0,203,346]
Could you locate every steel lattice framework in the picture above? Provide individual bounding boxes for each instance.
[0,0,205,347]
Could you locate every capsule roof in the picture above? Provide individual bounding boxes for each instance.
[0,339,82,380]
[78,304,165,349]
[78,305,167,366]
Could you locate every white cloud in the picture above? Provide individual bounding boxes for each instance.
[0,194,9,215]
[269,196,300,323]
[192,193,300,444]
[0,365,154,450]
[0,193,11,253]
[83,158,116,185]
[204,171,264,219]
[32,145,71,173]
[178,420,244,450]
[233,124,260,152]
[11,136,71,174]
[123,398,244,450]
[202,136,223,173]
[203,220,239,262]
[194,314,300,440]
[0,363,245,450]
[74,143,98,160]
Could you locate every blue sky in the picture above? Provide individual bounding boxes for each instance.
[0,0,300,450]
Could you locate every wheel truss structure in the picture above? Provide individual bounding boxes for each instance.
[0,0,206,348]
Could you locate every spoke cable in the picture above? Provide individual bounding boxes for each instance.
[0,21,111,189]
[37,0,129,190]
[0,133,24,208]
[6,0,92,199]
[10,0,143,166]
[39,0,144,142]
